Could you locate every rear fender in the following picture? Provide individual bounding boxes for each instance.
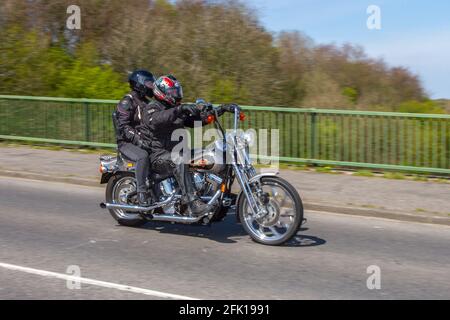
[100,172,113,184]
[100,168,136,184]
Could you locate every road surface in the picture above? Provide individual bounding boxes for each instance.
[0,176,449,299]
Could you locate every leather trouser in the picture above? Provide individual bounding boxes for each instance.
[152,152,195,202]
[119,143,149,193]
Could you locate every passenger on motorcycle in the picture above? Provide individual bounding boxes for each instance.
[113,70,155,206]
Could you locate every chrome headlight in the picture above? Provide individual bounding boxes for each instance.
[242,132,256,147]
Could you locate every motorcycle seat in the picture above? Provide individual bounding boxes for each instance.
[117,152,132,162]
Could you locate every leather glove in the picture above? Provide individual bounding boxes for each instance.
[135,137,144,148]
[179,103,200,116]
[217,104,239,116]
[197,101,213,112]
[141,140,151,150]
[221,104,239,113]
[134,135,149,150]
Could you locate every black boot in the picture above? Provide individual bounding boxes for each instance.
[174,163,213,216]
[188,196,213,216]
[138,192,150,207]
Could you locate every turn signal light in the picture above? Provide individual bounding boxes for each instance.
[239,112,246,121]
[206,115,216,124]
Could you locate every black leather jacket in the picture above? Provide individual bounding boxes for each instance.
[114,91,149,146]
[139,100,209,163]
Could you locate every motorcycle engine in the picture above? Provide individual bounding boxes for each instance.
[192,172,213,195]
[159,173,216,214]
[159,174,212,197]
[159,178,177,214]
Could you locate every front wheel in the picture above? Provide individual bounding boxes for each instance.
[238,176,304,246]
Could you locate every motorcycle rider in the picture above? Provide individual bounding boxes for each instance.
[140,75,223,215]
[113,70,155,206]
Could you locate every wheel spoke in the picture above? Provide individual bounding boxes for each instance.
[276,221,289,229]
[267,186,288,207]
[270,186,278,197]
[258,224,266,236]
[246,214,256,224]
[269,227,282,237]
[280,208,295,217]
[278,189,288,207]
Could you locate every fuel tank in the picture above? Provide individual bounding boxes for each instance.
[190,140,226,173]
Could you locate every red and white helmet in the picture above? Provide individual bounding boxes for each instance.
[153,75,183,107]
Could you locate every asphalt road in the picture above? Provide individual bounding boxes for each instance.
[0,176,449,300]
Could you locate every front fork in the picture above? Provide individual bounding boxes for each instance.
[232,164,268,219]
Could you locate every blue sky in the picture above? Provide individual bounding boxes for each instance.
[245,0,450,99]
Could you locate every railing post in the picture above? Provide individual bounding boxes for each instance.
[84,101,91,142]
[310,110,317,160]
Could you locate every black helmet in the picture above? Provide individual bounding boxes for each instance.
[153,75,183,107]
[128,70,156,98]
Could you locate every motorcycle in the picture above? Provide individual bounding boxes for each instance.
[99,103,304,246]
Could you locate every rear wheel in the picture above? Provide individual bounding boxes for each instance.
[238,176,303,246]
[105,173,147,227]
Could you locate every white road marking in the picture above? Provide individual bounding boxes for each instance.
[0,262,198,300]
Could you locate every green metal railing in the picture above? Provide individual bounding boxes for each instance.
[0,95,449,174]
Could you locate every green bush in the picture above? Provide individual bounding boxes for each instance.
[0,27,128,100]
[342,87,358,105]
[55,43,129,99]
[397,100,445,114]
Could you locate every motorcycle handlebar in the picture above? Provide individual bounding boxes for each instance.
[195,101,240,114]
[219,104,241,113]
[195,103,241,122]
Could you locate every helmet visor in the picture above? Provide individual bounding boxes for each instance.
[144,80,154,90]
[167,86,183,103]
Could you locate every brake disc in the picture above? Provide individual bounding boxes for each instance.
[257,200,280,227]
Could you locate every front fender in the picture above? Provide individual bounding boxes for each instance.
[235,172,279,223]
[248,172,278,184]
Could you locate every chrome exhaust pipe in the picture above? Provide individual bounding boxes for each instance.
[151,191,222,224]
[151,215,204,224]
[100,194,175,212]
[207,190,222,205]
[100,191,223,223]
